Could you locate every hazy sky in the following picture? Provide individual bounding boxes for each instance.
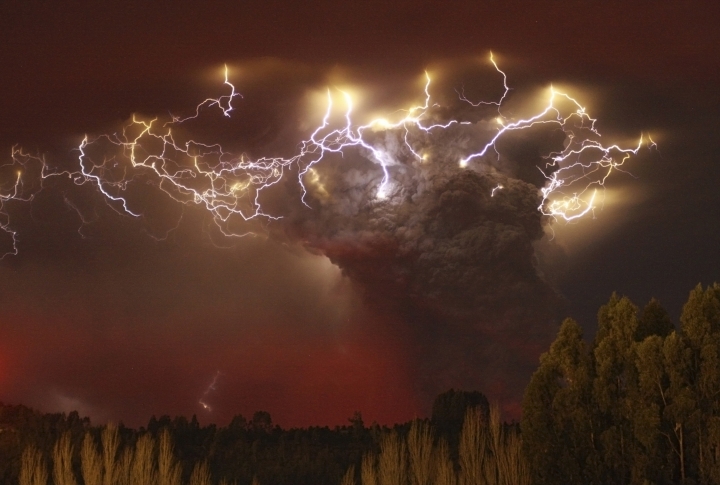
[0,0,718,428]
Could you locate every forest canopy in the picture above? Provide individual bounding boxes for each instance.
[523,283,720,485]
[4,283,720,485]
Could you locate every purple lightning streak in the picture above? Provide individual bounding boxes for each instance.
[0,54,653,256]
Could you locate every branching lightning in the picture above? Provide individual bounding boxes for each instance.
[0,55,653,257]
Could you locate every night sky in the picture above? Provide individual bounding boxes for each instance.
[1,0,719,428]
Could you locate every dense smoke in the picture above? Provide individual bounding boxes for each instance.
[0,62,575,420]
[278,112,565,412]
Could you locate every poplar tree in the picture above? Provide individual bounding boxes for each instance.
[634,334,675,482]
[522,318,597,485]
[661,330,695,483]
[630,298,676,482]
[637,297,674,341]
[592,294,642,484]
[679,283,720,483]
[522,288,720,484]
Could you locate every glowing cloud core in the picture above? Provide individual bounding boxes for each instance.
[0,55,653,257]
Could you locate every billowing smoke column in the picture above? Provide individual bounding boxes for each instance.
[0,56,651,414]
[282,106,566,411]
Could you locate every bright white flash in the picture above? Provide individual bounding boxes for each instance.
[0,55,652,257]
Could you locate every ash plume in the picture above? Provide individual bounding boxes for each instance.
[278,119,565,414]
[0,59,635,420]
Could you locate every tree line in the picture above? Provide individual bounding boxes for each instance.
[523,283,720,484]
[1,389,513,485]
[4,283,720,484]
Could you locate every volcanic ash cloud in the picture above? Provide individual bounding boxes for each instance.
[280,120,565,412]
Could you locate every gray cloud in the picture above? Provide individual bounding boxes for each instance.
[273,111,565,413]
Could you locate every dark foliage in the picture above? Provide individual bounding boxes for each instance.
[523,283,720,485]
[0,405,436,485]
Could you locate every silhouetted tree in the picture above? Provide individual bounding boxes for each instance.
[638,297,674,341]
[522,318,598,485]
[679,283,720,483]
[593,294,642,484]
[431,389,489,449]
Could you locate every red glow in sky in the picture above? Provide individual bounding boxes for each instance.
[0,0,719,428]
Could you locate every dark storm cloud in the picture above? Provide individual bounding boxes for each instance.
[269,97,567,412]
[0,57,569,421]
[0,45,620,422]
[2,0,718,428]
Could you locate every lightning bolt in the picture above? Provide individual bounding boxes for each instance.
[0,54,653,257]
[198,370,221,413]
